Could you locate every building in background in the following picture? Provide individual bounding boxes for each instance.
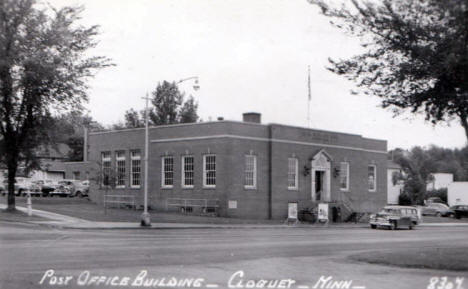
[426,173,454,191]
[387,160,403,205]
[64,113,388,221]
[448,182,468,206]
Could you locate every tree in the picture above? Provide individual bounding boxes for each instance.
[179,95,199,123]
[310,0,468,141]
[150,81,183,125]
[124,108,143,128]
[0,1,111,210]
[116,81,199,128]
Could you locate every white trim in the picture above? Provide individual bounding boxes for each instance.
[203,154,216,188]
[368,164,377,192]
[339,162,350,191]
[287,158,299,190]
[161,156,174,189]
[181,155,194,189]
[151,134,386,154]
[130,150,141,189]
[115,151,126,189]
[244,155,257,189]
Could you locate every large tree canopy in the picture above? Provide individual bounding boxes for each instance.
[0,0,111,210]
[310,0,468,140]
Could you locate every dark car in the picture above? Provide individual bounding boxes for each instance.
[369,205,420,230]
[451,205,468,219]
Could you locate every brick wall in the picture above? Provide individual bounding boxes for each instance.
[73,120,387,220]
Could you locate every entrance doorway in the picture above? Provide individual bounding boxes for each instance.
[311,150,331,202]
[315,170,324,201]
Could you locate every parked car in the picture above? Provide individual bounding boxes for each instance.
[73,180,89,198]
[369,205,420,230]
[450,205,468,219]
[422,203,452,217]
[49,180,75,197]
[2,177,41,196]
[35,179,60,197]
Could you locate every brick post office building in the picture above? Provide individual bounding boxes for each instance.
[70,113,387,221]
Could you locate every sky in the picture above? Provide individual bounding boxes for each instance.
[48,0,466,150]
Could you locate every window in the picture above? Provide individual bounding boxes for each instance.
[162,156,174,188]
[182,156,194,188]
[203,155,216,188]
[287,158,298,190]
[368,165,376,191]
[73,171,80,180]
[244,155,257,189]
[339,162,349,191]
[116,151,126,188]
[130,150,141,188]
[101,151,111,186]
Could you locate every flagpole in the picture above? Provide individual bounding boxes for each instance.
[307,65,311,128]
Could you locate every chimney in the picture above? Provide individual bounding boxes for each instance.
[242,112,261,124]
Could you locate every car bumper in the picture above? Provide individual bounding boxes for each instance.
[370,219,391,227]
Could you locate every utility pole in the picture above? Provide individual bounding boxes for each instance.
[141,93,151,227]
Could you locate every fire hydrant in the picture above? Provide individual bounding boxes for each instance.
[27,192,32,216]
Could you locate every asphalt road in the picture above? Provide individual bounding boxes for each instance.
[0,222,467,289]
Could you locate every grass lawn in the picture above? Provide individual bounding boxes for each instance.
[350,247,468,271]
[0,196,282,224]
[0,208,47,222]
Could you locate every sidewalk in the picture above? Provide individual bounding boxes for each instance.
[2,204,467,230]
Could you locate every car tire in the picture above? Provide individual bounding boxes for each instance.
[409,224,414,230]
[370,224,377,229]
[435,212,441,217]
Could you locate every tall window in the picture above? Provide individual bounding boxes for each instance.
[288,158,298,190]
[130,150,141,188]
[101,151,111,186]
[162,156,174,188]
[116,151,126,188]
[368,164,376,192]
[340,162,349,191]
[244,155,257,189]
[203,155,216,188]
[182,156,194,188]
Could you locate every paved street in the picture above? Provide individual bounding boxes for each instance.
[1,222,467,289]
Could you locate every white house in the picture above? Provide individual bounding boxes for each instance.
[427,173,454,191]
[387,160,403,205]
[448,182,468,206]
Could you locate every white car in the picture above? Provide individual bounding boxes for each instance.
[49,180,74,197]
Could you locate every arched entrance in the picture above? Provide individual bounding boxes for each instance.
[311,150,332,202]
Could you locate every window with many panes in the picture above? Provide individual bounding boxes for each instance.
[101,151,111,186]
[162,156,174,188]
[287,158,298,190]
[340,162,349,191]
[182,156,194,188]
[368,164,376,192]
[130,150,141,188]
[203,155,216,188]
[244,155,257,189]
[116,151,126,188]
